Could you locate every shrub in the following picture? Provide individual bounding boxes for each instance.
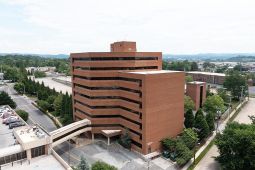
[175,140,193,166]
[118,129,131,149]
[37,100,51,112]
[91,161,117,170]
[180,128,198,149]
[0,91,16,109]
[16,110,29,121]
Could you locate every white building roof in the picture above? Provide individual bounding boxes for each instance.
[0,144,24,157]
[187,71,225,76]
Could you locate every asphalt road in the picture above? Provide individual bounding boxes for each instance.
[0,84,57,132]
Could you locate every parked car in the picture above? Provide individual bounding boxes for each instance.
[1,112,13,119]
[9,122,25,129]
[6,119,20,125]
[3,116,18,124]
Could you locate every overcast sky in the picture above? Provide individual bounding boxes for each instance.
[0,0,255,54]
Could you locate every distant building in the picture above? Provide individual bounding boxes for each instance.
[186,71,225,85]
[186,81,207,111]
[26,67,56,74]
[71,41,185,155]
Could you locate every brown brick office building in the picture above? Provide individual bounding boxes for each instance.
[71,41,184,154]
[186,71,225,85]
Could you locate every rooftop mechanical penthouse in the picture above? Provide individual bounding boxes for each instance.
[71,41,184,154]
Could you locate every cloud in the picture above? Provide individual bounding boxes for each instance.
[0,0,255,54]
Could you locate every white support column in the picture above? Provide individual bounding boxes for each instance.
[107,137,110,145]
[26,149,32,161]
[92,133,94,142]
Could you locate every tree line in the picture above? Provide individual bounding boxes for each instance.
[14,76,73,125]
[0,54,71,78]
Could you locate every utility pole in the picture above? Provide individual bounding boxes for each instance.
[228,92,232,119]
[240,86,244,103]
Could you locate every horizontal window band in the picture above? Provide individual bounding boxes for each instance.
[74,83,141,94]
[73,66,158,71]
[75,92,141,105]
[75,107,142,126]
[74,99,141,115]
[131,139,142,148]
[73,75,142,83]
[73,57,158,61]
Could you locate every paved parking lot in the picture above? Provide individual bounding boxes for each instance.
[0,117,16,149]
[34,77,72,95]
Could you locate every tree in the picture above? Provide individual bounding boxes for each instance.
[190,62,198,71]
[195,108,203,119]
[161,138,177,153]
[76,156,89,170]
[162,61,169,70]
[0,91,16,108]
[175,140,193,166]
[206,112,215,132]
[203,95,225,115]
[217,88,229,103]
[91,161,117,170]
[118,129,131,149]
[233,64,243,72]
[179,128,198,149]
[184,96,195,112]
[223,71,247,100]
[16,110,29,121]
[37,100,51,112]
[14,82,25,94]
[184,109,194,128]
[215,122,255,170]
[203,62,215,71]
[194,110,209,140]
[34,71,46,78]
[185,75,193,83]
[53,94,63,116]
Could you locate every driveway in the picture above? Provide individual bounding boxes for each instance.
[0,84,57,132]
[194,98,255,170]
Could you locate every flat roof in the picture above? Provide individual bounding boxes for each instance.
[187,71,225,76]
[127,70,181,74]
[0,144,23,158]
[187,81,205,85]
[2,155,65,170]
[14,125,49,143]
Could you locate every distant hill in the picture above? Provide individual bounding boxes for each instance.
[163,53,255,61]
[226,56,255,62]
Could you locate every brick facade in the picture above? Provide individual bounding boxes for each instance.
[71,41,184,154]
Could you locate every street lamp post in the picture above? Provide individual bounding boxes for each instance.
[216,110,221,133]
[227,92,232,120]
[240,86,244,103]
